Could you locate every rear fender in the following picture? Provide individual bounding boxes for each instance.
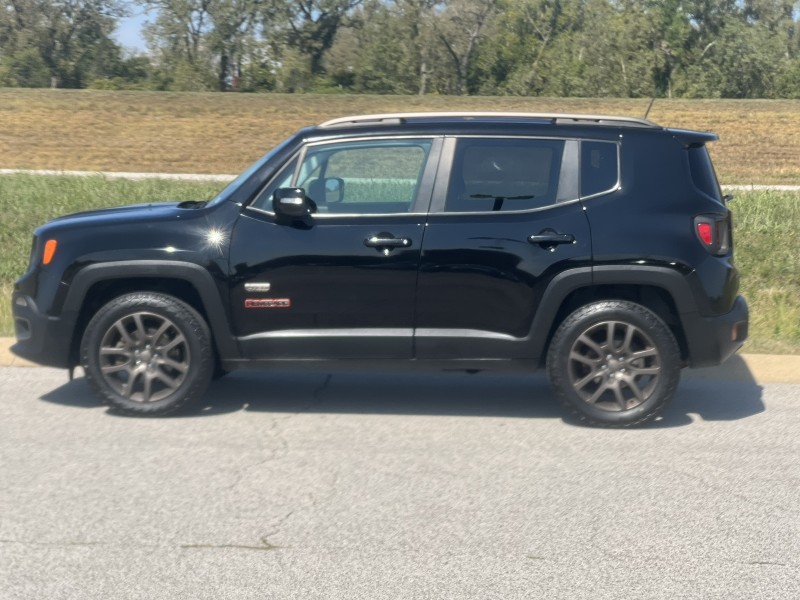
[528,265,696,363]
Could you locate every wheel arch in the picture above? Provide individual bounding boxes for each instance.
[531,265,695,367]
[64,261,239,368]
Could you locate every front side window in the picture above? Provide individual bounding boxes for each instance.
[446,138,565,213]
[296,139,433,215]
[250,157,298,210]
[211,135,297,207]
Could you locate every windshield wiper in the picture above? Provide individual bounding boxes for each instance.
[177,200,209,209]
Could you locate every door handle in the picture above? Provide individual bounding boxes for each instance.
[527,233,575,245]
[365,236,412,248]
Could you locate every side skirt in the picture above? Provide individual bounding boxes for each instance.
[220,358,540,374]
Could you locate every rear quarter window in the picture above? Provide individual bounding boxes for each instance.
[688,146,722,201]
[580,141,619,198]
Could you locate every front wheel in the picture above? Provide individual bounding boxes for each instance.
[80,292,214,416]
[546,300,681,427]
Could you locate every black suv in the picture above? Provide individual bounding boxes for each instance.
[11,112,748,426]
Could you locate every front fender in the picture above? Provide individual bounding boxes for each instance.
[64,260,240,360]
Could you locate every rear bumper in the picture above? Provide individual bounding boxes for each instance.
[10,292,75,369]
[683,295,749,368]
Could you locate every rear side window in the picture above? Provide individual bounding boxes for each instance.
[446,138,565,212]
[580,141,619,198]
[688,146,722,201]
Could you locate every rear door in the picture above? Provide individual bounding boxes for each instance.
[414,136,593,359]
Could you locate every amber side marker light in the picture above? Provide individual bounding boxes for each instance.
[43,239,58,265]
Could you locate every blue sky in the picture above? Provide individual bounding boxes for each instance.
[113,8,149,53]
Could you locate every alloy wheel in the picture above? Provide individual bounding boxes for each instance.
[567,320,661,412]
[98,311,190,403]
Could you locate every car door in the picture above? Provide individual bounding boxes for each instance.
[414,136,593,359]
[229,136,441,359]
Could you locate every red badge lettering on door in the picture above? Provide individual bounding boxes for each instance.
[244,298,292,309]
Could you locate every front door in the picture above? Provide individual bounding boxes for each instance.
[229,137,441,359]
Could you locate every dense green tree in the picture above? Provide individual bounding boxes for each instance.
[678,17,789,97]
[139,0,215,90]
[139,0,266,90]
[208,0,263,90]
[0,0,127,87]
[432,0,499,94]
[476,0,581,95]
[2,0,800,97]
[0,48,51,87]
[327,0,439,94]
[575,0,654,97]
[283,0,362,78]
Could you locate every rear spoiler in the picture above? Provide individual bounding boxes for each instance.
[667,128,719,148]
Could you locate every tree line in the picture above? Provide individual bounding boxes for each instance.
[1,0,799,98]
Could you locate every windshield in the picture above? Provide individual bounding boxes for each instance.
[207,135,297,207]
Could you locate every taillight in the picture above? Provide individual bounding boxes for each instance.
[697,222,713,245]
[694,214,731,256]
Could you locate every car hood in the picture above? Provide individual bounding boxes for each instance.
[50,201,182,222]
[35,201,213,239]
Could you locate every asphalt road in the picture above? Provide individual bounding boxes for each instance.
[1,364,798,599]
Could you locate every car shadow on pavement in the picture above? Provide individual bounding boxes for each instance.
[39,376,102,409]
[39,354,764,427]
[659,353,765,426]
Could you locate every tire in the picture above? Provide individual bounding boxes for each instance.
[546,300,681,427]
[80,292,214,416]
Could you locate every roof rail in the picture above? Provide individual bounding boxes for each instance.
[318,112,660,129]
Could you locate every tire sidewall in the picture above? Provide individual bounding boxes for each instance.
[547,301,681,427]
[81,292,213,416]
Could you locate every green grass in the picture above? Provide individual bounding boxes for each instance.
[732,191,800,354]
[1,175,798,354]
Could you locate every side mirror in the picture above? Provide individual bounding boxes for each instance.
[324,177,344,203]
[273,187,313,219]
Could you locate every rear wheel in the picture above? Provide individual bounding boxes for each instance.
[547,300,681,427]
[80,292,213,416]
